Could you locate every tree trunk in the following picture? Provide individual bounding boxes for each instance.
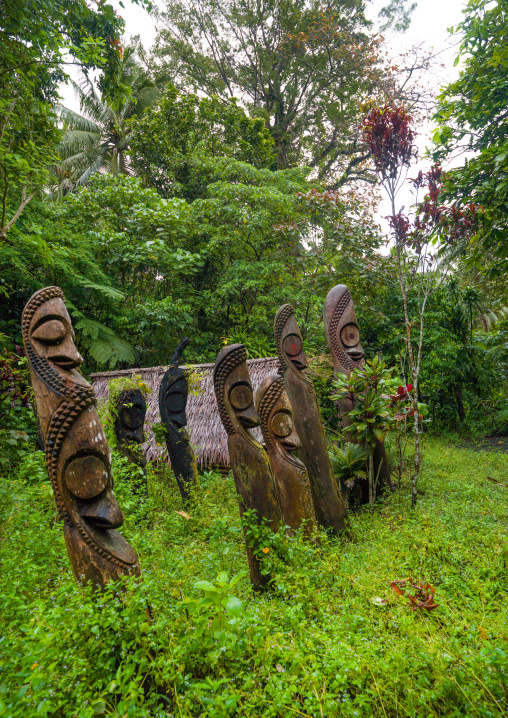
[369,447,374,508]
[452,383,466,422]
[411,398,420,508]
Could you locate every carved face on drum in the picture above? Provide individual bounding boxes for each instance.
[323,284,365,373]
[160,337,192,434]
[256,376,301,454]
[274,304,308,374]
[213,344,260,436]
[115,389,147,446]
[21,287,139,586]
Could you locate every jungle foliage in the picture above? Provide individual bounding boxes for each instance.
[2,1,508,716]
[2,0,506,434]
[433,0,508,274]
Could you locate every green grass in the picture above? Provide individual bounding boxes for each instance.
[0,438,507,717]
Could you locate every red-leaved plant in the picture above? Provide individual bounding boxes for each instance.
[363,103,478,507]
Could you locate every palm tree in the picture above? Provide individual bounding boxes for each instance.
[56,43,166,191]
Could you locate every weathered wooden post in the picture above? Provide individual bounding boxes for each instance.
[159,337,199,505]
[22,286,140,589]
[213,344,281,590]
[323,284,392,500]
[274,304,349,536]
[114,388,147,473]
[256,375,317,540]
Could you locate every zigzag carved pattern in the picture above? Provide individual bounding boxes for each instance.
[274,304,294,371]
[257,377,285,449]
[24,288,134,570]
[329,291,356,372]
[213,345,247,435]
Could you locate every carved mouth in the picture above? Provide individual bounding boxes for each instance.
[126,432,144,443]
[52,356,81,370]
[281,440,299,452]
[83,515,117,530]
[347,350,364,362]
[239,416,258,429]
[290,359,307,370]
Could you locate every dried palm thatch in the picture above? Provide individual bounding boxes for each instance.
[90,357,280,468]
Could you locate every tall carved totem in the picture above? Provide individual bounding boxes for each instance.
[22,287,140,588]
[274,305,349,535]
[114,389,147,473]
[159,337,199,505]
[213,344,281,589]
[323,284,392,498]
[256,375,317,540]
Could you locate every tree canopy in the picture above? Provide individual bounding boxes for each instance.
[433,0,508,273]
[153,0,393,185]
[56,42,167,192]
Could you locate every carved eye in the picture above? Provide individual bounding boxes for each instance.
[283,334,302,357]
[271,411,293,438]
[31,319,67,345]
[121,405,145,429]
[65,455,109,499]
[165,391,186,413]
[229,383,253,411]
[340,323,360,348]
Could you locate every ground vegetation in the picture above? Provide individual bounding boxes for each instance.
[1,437,507,716]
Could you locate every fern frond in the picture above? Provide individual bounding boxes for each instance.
[76,280,125,301]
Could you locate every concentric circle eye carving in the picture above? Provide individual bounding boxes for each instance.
[165,391,186,413]
[283,334,302,357]
[65,455,109,499]
[271,411,293,438]
[31,319,67,345]
[340,323,360,347]
[229,383,253,411]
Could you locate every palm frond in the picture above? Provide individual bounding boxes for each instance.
[57,147,102,172]
[74,151,108,187]
[57,105,102,134]
[58,130,102,159]
[76,280,125,301]
[132,86,162,115]
[68,78,105,124]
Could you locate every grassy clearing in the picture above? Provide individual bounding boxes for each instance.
[0,437,507,717]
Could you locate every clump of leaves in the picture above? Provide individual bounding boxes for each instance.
[329,442,368,508]
[185,571,246,639]
[331,356,402,506]
[390,578,438,611]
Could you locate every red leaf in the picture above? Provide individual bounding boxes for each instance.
[390,582,404,596]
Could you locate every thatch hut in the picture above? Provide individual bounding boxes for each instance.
[90,357,280,468]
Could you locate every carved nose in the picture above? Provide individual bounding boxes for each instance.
[171,411,187,428]
[281,428,301,452]
[49,339,83,369]
[238,404,260,429]
[80,487,124,529]
[127,428,145,444]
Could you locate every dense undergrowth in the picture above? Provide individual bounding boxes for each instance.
[0,438,507,717]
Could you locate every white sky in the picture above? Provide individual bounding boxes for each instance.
[60,0,469,234]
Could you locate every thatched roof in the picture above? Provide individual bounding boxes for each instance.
[89,357,280,467]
